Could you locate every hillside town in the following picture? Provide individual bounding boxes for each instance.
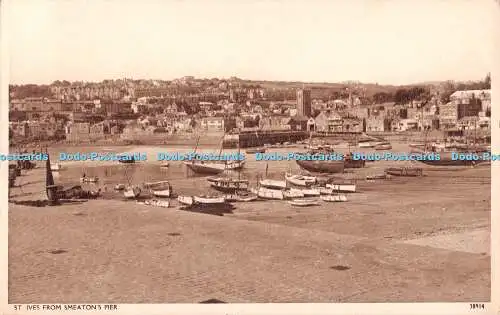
[8,75,491,146]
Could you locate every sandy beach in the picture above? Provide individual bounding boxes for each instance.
[8,142,491,303]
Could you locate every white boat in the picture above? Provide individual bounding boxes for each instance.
[285,173,317,187]
[224,193,258,202]
[326,183,356,193]
[152,190,171,198]
[144,199,170,208]
[288,199,320,207]
[283,188,304,199]
[250,187,284,200]
[259,179,287,189]
[50,163,62,171]
[124,186,141,199]
[193,195,226,204]
[321,194,348,202]
[300,188,320,197]
[144,181,172,197]
[366,174,388,180]
[178,195,194,206]
[80,176,99,183]
[114,183,125,190]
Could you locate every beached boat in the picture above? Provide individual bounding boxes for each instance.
[344,153,366,168]
[366,174,388,180]
[409,143,426,149]
[326,183,356,193]
[295,159,345,174]
[300,188,320,197]
[124,186,141,199]
[384,167,423,177]
[283,188,305,199]
[251,187,284,200]
[184,161,226,174]
[285,173,317,187]
[193,195,226,204]
[321,194,347,202]
[178,195,194,206]
[224,193,258,202]
[80,176,99,183]
[50,163,62,171]
[143,199,170,208]
[259,179,287,189]
[375,142,392,150]
[246,147,266,154]
[114,183,125,190]
[288,199,320,207]
[144,181,172,197]
[209,177,249,193]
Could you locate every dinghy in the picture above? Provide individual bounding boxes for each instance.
[288,199,320,207]
[178,195,194,206]
[124,186,141,199]
[224,193,258,202]
[259,179,287,189]
[326,183,356,193]
[283,188,304,199]
[250,187,284,200]
[144,181,172,198]
[321,194,348,202]
[193,195,226,204]
[285,173,317,187]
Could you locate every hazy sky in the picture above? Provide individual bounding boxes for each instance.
[6,0,498,85]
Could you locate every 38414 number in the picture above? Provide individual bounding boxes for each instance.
[470,303,485,310]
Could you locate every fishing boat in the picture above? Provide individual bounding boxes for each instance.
[80,176,99,183]
[144,181,172,198]
[321,194,347,202]
[288,199,320,207]
[250,187,284,200]
[285,173,317,187]
[143,199,170,208]
[114,183,126,190]
[178,195,194,206]
[193,195,226,204]
[384,167,423,177]
[300,188,320,197]
[283,188,304,199]
[259,179,287,189]
[246,147,266,154]
[326,183,356,193]
[50,163,62,171]
[124,186,141,199]
[375,142,392,150]
[209,177,249,193]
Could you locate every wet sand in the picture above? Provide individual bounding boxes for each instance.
[8,142,491,303]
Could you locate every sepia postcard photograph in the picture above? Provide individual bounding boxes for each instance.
[2,0,499,313]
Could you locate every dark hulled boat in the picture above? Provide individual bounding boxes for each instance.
[208,177,250,193]
[295,159,345,174]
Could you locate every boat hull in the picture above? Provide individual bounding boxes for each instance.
[384,167,423,177]
[326,184,356,193]
[152,190,171,197]
[259,179,287,190]
[178,195,194,206]
[411,150,478,166]
[295,160,345,174]
[251,187,284,200]
[193,196,226,204]
[184,162,225,174]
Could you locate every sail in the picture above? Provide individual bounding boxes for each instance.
[46,149,55,188]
